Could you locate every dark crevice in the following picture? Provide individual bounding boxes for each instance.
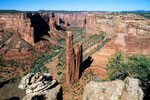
[32,95,46,100]
[59,18,65,24]
[54,22,66,31]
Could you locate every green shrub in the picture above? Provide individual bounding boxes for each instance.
[60,73,66,84]
[81,36,86,39]
[59,38,66,45]
[57,71,62,75]
[9,77,17,84]
[42,66,48,73]
[56,46,62,50]
[57,62,62,67]
[32,49,64,73]
[93,76,108,82]
[105,53,150,84]
[23,72,28,76]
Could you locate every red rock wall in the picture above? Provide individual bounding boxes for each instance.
[85,13,150,36]
[55,12,87,28]
[0,14,35,46]
[3,49,34,60]
[66,31,83,84]
[66,31,76,84]
[75,44,82,82]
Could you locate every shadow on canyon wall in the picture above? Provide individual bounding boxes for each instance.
[54,18,66,31]
[79,56,94,78]
[27,12,50,43]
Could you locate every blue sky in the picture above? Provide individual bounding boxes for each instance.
[0,0,150,11]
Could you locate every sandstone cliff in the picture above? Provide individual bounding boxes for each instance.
[86,13,150,36]
[84,13,150,78]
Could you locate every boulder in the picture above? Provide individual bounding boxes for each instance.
[83,77,143,100]
[18,72,62,100]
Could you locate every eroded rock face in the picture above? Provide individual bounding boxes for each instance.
[66,32,83,84]
[0,14,35,45]
[86,13,150,36]
[0,13,60,60]
[83,77,143,100]
[66,31,75,84]
[55,12,87,28]
[75,44,82,81]
[18,72,62,100]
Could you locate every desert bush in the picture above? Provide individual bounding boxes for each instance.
[56,62,62,67]
[83,34,105,52]
[93,76,108,82]
[105,53,150,84]
[60,73,66,84]
[33,49,64,73]
[73,31,85,39]
[42,66,48,73]
[9,77,17,83]
[59,38,66,45]
[57,71,62,75]
[23,72,28,76]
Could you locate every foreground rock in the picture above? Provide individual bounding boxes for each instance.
[83,77,143,100]
[18,72,62,100]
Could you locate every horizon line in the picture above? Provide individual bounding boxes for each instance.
[0,9,150,12]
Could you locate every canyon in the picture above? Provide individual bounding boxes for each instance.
[0,11,150,99]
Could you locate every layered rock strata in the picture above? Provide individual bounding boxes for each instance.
[18,72,61,100]
[86,13,150,36]
[0,14,35,45]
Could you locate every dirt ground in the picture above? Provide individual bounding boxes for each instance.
[0,81,25,100]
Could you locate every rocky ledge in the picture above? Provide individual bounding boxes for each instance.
[83,77,144,100]
[18,72,62,100]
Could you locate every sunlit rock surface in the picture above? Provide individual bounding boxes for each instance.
[83,77,143,100]
[18,72,62,100]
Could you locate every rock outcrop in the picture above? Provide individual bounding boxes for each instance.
[66,31,82,84]
[75,44,82,81]
[66,31,76,84]
[83,77,143,100]
[18,72,62,100]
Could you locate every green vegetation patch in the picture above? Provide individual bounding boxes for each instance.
[106,53,150,84]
